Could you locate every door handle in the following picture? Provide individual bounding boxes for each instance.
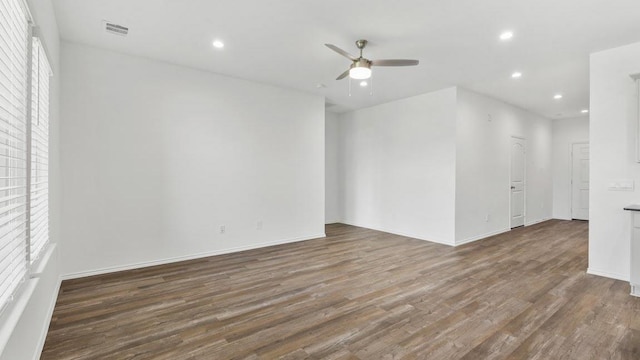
[510,186,515,189]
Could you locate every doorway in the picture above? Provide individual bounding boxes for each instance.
[510,137,526,228]
[571,143,589,220]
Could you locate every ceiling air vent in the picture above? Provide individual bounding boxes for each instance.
[103,21,128,36]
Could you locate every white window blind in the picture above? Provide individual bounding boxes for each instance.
[29,36,49,263]
[0,0,30,312]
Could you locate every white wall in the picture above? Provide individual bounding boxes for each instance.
[551,116,590,220]
[339,88,458,245]
[0,0,62,359]
[325,111,341,224]
[589,41,640,281]
[336,87,553,246]
[60,42,325,277]
[455,89,553,244]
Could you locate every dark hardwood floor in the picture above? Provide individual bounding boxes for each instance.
[42,220,640,359]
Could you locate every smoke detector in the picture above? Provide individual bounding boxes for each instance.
[103,21,128,36]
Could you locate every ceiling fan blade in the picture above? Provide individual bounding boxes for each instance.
[371,59,419,66]
[336,69,350,80]
[325,44,358,61]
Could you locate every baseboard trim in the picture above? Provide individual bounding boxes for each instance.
[61,233,326,280]
[587,267,629,282]
[524,218,552,226]
[339,221,454,246]
[455,227,510,246]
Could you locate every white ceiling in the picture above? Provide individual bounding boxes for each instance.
[52,0,640,118]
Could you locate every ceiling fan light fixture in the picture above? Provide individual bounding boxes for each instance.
[349,60,372,80]
[349,67,372,79]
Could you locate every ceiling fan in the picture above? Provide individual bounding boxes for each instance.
[325,39,419,80]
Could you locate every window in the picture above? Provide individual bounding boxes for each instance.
[0,0,51,314]
[0,0,30,312]
[29,36,50,263]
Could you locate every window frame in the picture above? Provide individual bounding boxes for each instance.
[0,0,52,316]
[28,33,51,265]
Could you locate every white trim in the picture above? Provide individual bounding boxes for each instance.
[587,267,629,282]
[31,27,54,75]
[17,0,33,23]
[455,227,510,246]
[61,233,326,280]
[631,284,640,297]
[0,279,37,356]
[32,276,60,360]
[0,244,60,358]
[339,221,454,246]
[524,218,552,226]
[324,217,343,225]
[30,244,56,278]
[552,216,572,221]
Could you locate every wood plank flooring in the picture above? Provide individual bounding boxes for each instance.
[41,220,640,359]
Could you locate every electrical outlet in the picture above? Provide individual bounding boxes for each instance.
[485,214,490,222]
[219,225,225,234]
[257,221,263,230]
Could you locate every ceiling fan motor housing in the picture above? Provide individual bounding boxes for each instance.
[351,59,371,69]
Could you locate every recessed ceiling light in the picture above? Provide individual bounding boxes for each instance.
[581,109,589,113]
[360,81,368,87]
[554,94,563,100]
[511,72,522,78]
[499,31,514,41]
[212,40,224,49]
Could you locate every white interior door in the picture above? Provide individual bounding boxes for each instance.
[571,143,589,220]
[510,137,526,228]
